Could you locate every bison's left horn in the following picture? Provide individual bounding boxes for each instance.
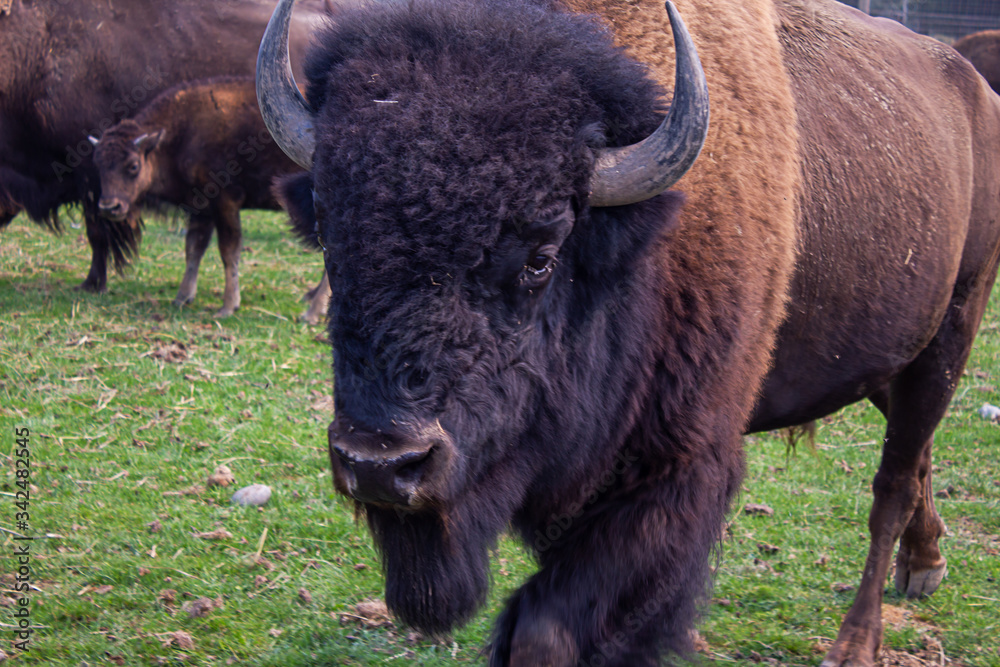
[257,0,315,170]
[589,1,709,207]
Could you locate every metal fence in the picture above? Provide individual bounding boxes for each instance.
[838,0,1000,41]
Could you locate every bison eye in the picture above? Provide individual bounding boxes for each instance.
[527,253,551,273]
[520,244,558,286]
[126,162,140,177]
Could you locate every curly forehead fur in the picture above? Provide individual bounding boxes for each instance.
[93,119,146,166]
[303,0,666,285]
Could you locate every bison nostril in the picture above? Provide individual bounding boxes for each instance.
[332,444,356,467]
[393,447,434,487]
[98,200,127,219]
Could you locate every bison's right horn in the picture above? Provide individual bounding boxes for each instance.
[588,1,709,207]
[257,0,315,170]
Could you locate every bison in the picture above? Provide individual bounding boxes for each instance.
[953,29,1000,95]
[90,77,320,318]
[258,0,1000,665]
[0,0,324,293]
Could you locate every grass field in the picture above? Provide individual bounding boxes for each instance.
[1,210,998,666]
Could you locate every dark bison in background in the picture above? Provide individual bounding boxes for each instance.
[0,0,324,293]
[259,0,1000,665]
[90,77,309,318]
[953,29,1000,94]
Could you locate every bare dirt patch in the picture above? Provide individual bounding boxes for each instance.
[809,606,955,667]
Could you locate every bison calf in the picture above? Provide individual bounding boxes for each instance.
[91,76,320,318]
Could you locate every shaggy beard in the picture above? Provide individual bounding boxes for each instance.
[366,503,499,634]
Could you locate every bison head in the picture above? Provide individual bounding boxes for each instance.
[90,123,164,222]
[260,0,707,634]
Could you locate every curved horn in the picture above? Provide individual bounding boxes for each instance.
[257,0,315,170]
[588,1,709,207]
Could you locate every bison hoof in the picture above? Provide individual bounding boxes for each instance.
[75,279,107,293]
[300,309,323,325]
[894,558,947,598]
[214,306,237,319]
[509,614,578,667]
[821,618,881,667]
[819,657,875,667]
[172,296,194,308]
[820,640,878,667]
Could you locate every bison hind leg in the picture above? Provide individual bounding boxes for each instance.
[892,491,948,599]
[214,204,242,318]
[824,290,988,667]
[866,390,949,600]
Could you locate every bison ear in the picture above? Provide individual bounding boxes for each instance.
[134,129,164,154]
[273,172,322,249]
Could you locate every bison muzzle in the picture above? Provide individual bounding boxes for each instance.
[328,416,456,509]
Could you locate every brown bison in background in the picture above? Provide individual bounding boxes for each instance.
[259,0,1000,665]
[0,0,325,293]
[90,77,323,319]
[953,29,1000,94]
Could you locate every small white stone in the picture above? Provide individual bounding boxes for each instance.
[231,484,272,506]
[977,403,1000,421]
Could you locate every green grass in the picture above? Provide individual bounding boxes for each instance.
[1,210,998,665]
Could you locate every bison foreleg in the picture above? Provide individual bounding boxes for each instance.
[494,472,732,667]
[79,213,111,293]
[174,214,215,309]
